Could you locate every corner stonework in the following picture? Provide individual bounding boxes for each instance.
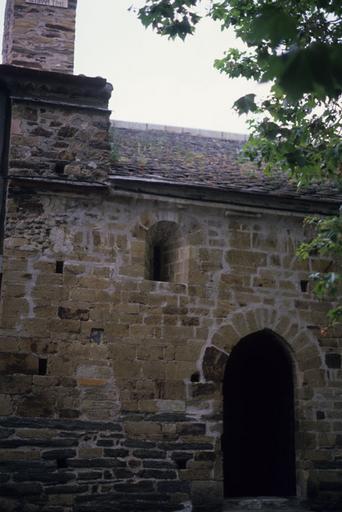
[2,0,78,73]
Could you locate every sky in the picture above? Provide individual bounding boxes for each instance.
[0,0,268,133]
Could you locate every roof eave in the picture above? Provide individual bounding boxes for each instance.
[109,176,340,216]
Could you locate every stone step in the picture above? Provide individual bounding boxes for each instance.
[222,497,309,512]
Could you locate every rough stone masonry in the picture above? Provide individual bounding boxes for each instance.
[0,1,341,512]
[2,0,77,73]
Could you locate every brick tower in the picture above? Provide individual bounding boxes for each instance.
[2,0,78,74]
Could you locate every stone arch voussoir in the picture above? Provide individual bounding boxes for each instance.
[201,306,324,502]
[202,346,229,383]
[204,306,322,383]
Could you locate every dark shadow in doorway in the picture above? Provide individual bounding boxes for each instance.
[223,329,296,497]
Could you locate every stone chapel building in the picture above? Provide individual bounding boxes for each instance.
[0,1,341,512]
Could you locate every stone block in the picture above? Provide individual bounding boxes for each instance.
[77,378,107,387]
[96,439,114,447]
[190,379,221,400]
[68,458,125,469]
[191,480,223,511]
[0,482,42,496]
[113,480,154,493]
[0,352,38,375]
[0,396,13,415]
[138,468,178,479]
[176,423,206,436]
[141,361,166,380]
[58,307,89,321]
[226,249,267,268]
[15,393,56,418]
[46,494,74,506]
[252,232,280,251]
[143,459,176,469]
[202,347,228,383]
[175,342,202,362]
[45,484,88,495]
[42,449,76,460]
[138,400,158,413]
[132,449,166,460]
[103,448,128,458]
[0,376,32,394]
[179,468,212,480]
[125,422,162,437]
[0,449,40,461]
[212,324,239,353]
[157,400,185,413]
[165,362,196,380]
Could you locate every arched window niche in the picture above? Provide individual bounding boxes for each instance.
[145,221,186,283]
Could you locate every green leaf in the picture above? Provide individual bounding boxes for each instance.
[247,6,297,46]
[233,94,257,114]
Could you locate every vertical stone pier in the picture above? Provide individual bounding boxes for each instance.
[2,0,78,73]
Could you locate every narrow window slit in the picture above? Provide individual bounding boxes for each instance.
[145,221,182,283]
[300,280,308,292]
[90,328,104,344]
[38,358,48,375]
[152,245,162,281]
[191,371,200,383]
[54,162,66,175]
[56,261,64,274]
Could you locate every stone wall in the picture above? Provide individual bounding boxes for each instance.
[2,0,78,74]
[0,181,341,511]
[0,58,340,512]
[0,65,112,183]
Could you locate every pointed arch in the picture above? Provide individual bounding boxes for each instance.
[204,305,323,379]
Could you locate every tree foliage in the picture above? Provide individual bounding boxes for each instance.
[297,214,342,324]
[136,0,342,323]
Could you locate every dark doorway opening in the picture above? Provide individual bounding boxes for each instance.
[223,329,296,497]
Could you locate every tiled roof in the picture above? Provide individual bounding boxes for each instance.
[110,121,342,203]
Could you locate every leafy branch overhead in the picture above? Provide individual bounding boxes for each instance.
[138,1,342,99]
[136,0,342,323]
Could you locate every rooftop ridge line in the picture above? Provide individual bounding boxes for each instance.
[111,119,248,142]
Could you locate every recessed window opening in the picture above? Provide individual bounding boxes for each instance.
[90,328,104,344]
[38,358,48,375]
[54,162,66,175]
[152,244,163,281]
[145,221,181,282]
[300,280,308,292]
[56,261,64,274]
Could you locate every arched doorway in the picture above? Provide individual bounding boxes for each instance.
[223,329,296,497]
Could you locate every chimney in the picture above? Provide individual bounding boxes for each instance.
[2,0,78,74]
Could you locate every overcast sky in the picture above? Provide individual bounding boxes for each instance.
[0,0,268,133]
